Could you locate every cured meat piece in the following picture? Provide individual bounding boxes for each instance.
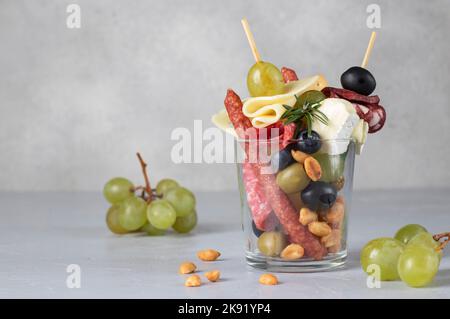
[225,90,272,229]
[224,89,253,132]
[278,68,298,149]
[262,212,280,232]
[323,87,386,133]
[242,161,272,229]
[366,104,386,133]
[257,169,327,260]
[322,87,380,104]
[224,89,326,260]
[280,122,296,149]
[353,104,371,121]
[281,67,299,83]
[256,121,284,140]
[354,103,386,133]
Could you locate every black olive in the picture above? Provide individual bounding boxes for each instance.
[295,130,322,154]
[340,66,376,96]
[301,181,337,211]
[270,144,295,173]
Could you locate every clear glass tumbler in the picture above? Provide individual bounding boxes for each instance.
[236,139,355,272]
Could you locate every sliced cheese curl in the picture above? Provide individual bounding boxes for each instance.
[242,75,328,128]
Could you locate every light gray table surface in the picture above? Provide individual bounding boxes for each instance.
[0,190,449,299]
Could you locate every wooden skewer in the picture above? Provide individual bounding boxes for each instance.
[241,18,261,63]
[361,31,377,68]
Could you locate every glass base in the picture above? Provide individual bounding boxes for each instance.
[245,250,347,273]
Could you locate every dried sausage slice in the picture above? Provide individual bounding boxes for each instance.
[281,67,299,83]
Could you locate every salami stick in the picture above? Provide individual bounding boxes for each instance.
[224,89,326,259]
[225,89,272,228]
[257,172,327,260]
[242,161,272,229]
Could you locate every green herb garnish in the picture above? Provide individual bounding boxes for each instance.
[281,94,329,137]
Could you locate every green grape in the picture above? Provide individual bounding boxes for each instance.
[106,205,129,234]
[118,197,147,231]
[407,232,442,261]
[394,224,427,245]
[172,210,198,233]
[141,222,166,236]
[398,245,440,287]
[155,178,179,196]
[147,199,177,230]
[360,237,405,281]
[247,61,285,97]
[407,232,438,249]
[313,152,346,183]
[103,177,134,204]
[163,187,196,217]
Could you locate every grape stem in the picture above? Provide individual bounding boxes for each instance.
[136,152,152,203]
[132,185,146,192]
[433,232,450,252]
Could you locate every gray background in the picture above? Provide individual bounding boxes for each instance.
[1,0,449,192]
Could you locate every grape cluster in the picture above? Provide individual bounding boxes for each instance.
[103,154,197,235]
[360,224,449,288]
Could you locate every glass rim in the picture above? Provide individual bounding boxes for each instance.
[235,137,355,144]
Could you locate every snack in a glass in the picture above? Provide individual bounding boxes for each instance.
[212,20,386,271]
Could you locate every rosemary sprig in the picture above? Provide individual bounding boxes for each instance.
[281,95,329,137]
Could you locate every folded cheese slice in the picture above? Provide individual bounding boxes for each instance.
[211,75,328,133]
[242,75,328,128]
[211,109,237,137]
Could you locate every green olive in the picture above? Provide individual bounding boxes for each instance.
[287,192,303,210]
[276,163,310,194]
[257,231,287,257]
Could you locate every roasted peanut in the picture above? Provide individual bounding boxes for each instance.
[197,249,221,261]
[179,262,197,274]
[291,149,309,164]
[185,275,201,287]
[332,176,345,191]
[280,244,305,260]
[336,195,345,206]
[308,221,332,237]
[204,270,221,282]
[259,273,278,285]
[304,157,322,181]
[326,202,345,228]
[321,229,341,248]
[299,207,318,226]
[327,243,342,253]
